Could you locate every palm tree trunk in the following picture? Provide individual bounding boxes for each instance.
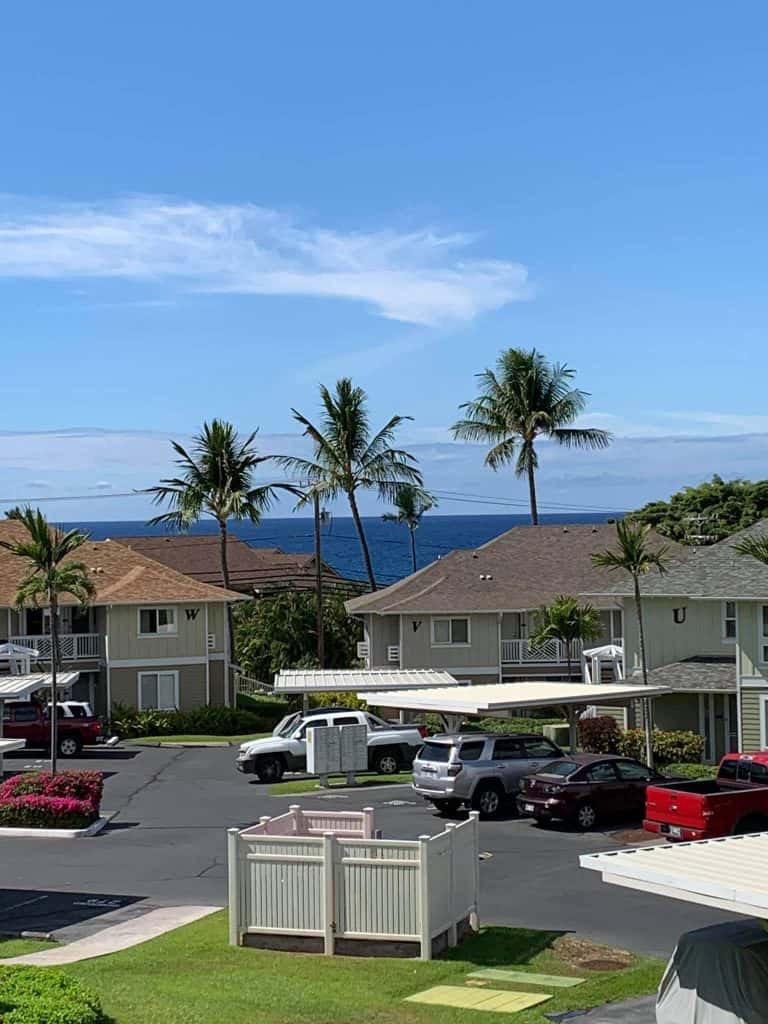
[313,493,325,668]
[49,592,58,776]
[526,461,539,525]
[410,528,417,574]
[633,575,653,767]
[348,490,377,590]
[219,519,236,676]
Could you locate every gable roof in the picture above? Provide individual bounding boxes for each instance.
[347,523,683,615]
[0,521,243,606]
[590,519,768,599]
[112,533,350,594]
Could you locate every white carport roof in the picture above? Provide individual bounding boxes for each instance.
[581,833,768,918]
[274,668,459,694]
[0,672,80,701]
[355,680,669,714]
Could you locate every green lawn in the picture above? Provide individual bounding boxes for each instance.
[0,937,57,958]
[129,733,268,746]
[68,912,663,1024]
[269,771,413,796]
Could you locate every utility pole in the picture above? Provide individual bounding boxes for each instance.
[313,493,325,669]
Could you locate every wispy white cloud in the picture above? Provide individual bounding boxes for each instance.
[0,197,530,326]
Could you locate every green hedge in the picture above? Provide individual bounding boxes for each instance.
[109,702,290,739]
[619,728,704,765]
[419,714,565,735]
[665,762,717,780]
[0,966,104,1023]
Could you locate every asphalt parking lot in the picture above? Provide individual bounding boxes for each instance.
[0,745,736,955]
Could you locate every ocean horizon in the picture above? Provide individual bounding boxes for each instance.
[66,512,618,586]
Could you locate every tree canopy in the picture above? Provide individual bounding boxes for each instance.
[630,475,768,544]
[234,592,362,683]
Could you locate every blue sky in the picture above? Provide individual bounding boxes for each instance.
[2,2,768,520]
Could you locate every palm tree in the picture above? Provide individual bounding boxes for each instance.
[146,420,274,652]
[0,508,94,775]
[452,348,611,524]
[734,532,768,566]
[382,485,437,574]
[529,595,602,682]
[592,520,669,765]
[276,378,422,590]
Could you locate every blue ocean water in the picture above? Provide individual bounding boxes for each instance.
[71,512,616,585]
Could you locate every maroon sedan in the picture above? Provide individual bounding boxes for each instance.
[516,753,665,830]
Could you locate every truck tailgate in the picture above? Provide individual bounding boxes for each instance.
[645,784,709,831]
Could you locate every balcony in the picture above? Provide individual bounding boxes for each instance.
[501,638,583,665]
[11,634,101,662]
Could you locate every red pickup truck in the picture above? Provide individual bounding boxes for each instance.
[644,752,768,842]
[2,700,101,758]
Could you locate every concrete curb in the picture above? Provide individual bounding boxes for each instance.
[2,905,222,965]
[127,740,234,748]
[0,816,109,840]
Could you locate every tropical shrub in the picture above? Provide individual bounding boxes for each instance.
[0,770,103,809]
[418,715,565,735]
[618,728,704,765]
[109,702,284,738]
[0,965,104,1023]
[0,796,96,829]
[665,762,717,780]
[578,716,621,753]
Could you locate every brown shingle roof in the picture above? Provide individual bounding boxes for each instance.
[347,523,686,615]
[0,521,242,606]
[112,533,348,595]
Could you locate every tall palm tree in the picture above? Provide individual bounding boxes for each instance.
[592,520,669,765]
[146,420,274,652]
[277,378,422,590]
[529,594,602,682]
[0,508,94,775]
[734,532,768,566]
[382,485,437,574]
[452,348,611,524]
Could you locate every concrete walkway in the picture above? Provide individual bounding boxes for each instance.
[4,905,220,965]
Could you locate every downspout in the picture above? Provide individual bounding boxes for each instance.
[736,603,743,751]
[105,605,112,717]
[204,604,211,706]
[223,601,231,708]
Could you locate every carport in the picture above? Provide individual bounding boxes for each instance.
[356,681,670,765]
[273,668,460,712]
[0,671,80,773]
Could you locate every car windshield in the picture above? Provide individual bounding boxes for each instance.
[274,713,301,737]
[537,760,580,778]
[419,741,452,763]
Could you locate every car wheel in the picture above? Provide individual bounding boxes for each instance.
[255,755,285,784]
[575,802,598,830]
[374,749,399,775]
[58,735,82,758]
[432,799,462,816]
[472,783,504,819]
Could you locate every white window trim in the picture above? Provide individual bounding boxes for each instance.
[759,604,768,666]
[721,601,737,644]
[430,616,471,647]
[760,694,768,749]
[137,670,179,711]
[137,606,178,638]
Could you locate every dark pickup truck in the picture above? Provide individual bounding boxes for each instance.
[644,752,768,842]
[2,700,101,758]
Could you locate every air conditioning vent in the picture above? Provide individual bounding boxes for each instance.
[356,642,370,659]
[207,633,216,650]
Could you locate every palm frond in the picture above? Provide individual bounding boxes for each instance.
[734,535,768,565]
[552,427,612,450]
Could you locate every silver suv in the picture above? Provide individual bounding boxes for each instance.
[412,733,565,818]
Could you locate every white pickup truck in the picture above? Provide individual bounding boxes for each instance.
[236,706,427,783]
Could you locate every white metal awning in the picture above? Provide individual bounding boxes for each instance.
[274,669,459,694]
[356,681,669,714]
[0,672,80,701]
[581,833,768,918]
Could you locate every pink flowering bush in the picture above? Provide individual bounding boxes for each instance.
[0,794,96,829]
[0,770,103,809]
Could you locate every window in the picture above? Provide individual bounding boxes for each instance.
[615,760,651,781]
[749,762,768,785]
[584,762,618,783]
[521,738,560,759]
[297,718,328,738]
[459,741,485,761]
[542,761,579,777]
[332,716,360,726]
[419,741,451,763]
[431,617,470,646]
[138,671,178,710]
[492,737,522,760]
[722,601,737,642]
[10,706,38,723]
[138,607,177,637]
[718,759,738,781]
[761,606,768,664]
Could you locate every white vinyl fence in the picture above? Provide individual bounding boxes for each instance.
[228,805,479,959]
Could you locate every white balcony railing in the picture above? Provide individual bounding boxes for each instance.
[501,638,583,665]
[11,634,101,661]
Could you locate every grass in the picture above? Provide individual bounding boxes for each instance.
[129,733,269,746]
[0,937,58,958]
[269,771,413,796]
[68,912,663,1024]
